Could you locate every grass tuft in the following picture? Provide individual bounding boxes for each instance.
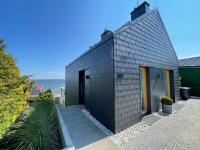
[0,99,58,150]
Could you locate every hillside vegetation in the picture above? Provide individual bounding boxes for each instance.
[0,39,33,138]
[0,91,61,150]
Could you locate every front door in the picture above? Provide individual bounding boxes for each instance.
[79,70,85,105]
[140,67,148,113]
[85,70,91,111]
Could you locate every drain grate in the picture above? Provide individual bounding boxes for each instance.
[142,114,161,126]
[173,103,184,111]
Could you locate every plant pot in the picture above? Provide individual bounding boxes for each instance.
[162,103,172,114]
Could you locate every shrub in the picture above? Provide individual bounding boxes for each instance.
[161,96,173,105]
[43,89,52,94]
[60,100,65,107]
[0,100,57,150]
[27,89,54,105]
[38,93,54,101]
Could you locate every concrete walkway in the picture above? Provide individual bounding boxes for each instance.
[59,105,120,149]
[123,99,200,150]
[81,137,121,150]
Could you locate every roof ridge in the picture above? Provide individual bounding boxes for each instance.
[114,8,158,35]
[179,56,200,60]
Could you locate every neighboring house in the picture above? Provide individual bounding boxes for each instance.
[61,87,65,97]
[55,87,65,104]
[60,87,65,104]
[29,83,44,97]
[179,56,200,96]
[65,2,179,133]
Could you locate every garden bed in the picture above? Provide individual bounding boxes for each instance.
[0,91,62,150]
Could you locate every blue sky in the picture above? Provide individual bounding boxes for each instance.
[0,0,199,79]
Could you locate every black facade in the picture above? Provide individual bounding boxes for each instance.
[65,36,115,132]
[65,2,179,133]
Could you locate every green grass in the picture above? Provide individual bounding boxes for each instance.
[0,99,58,150]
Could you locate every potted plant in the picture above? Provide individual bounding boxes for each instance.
[161,96,173,114]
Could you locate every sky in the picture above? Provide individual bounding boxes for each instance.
[0,0,199,79]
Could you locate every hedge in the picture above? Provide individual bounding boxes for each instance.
[0,39,33,138]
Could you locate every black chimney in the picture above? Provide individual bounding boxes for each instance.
[101,30,113,41]
[130,1,150,21]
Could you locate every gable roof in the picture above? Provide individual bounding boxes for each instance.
[179,56,200,67]
[114,8,157,34]
[66,8,156,68]
[114,8,178,65]
[66,6,177,68]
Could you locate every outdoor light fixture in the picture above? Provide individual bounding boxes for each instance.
[117,73,123,79]
[86,75,90,79]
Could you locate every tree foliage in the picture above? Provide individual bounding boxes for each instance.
[0,39,33,138]
[27,89,54,104]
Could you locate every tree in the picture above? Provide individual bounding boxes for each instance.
[0,39,33,138]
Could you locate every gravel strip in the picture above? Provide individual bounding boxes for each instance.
[110,122,149,146]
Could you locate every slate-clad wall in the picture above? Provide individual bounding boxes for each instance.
[65,37,115,131]
[113,9,179,132]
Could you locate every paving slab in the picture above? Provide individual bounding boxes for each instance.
[173,103,185,111]
[80,137,121,150]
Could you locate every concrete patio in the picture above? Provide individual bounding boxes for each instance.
[123,98,200,150]
[58,98,200,150]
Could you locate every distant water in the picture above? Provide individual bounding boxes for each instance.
[33,79,65,96]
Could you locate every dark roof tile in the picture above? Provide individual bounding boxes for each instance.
[179,56,200,67]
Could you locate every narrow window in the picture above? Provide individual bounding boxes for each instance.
[140,67,148,113]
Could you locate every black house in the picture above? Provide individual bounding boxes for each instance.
[65,2,179,133]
